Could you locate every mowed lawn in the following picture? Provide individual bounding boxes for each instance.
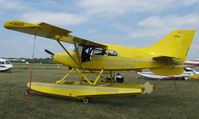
[0,64,199,119]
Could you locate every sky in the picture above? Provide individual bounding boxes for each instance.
[1,0,199,59]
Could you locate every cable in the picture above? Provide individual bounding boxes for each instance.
[27,34,37,107]
[172,76,180,100]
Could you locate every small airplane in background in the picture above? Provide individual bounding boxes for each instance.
[0,58,13,72]
[138,60,199,80]
[185,59,199,66]
[4,20,196,103]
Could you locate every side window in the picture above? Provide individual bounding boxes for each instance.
[93,48,106,55]
[2,61,4,64]
[6,61,11,64]
[106,50,118,56]
[184,68,193,72]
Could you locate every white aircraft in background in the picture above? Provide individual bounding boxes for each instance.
[138,60,199,80]
[0,58,13,72]
[185,59,199,66]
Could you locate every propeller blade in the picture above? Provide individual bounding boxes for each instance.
[45,49,54,56]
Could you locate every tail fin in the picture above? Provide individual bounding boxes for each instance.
[147,30,196,60]
[147,30,196,75]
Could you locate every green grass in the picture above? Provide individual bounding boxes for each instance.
[1,64,199,119]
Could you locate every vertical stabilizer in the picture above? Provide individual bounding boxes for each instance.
[147,30,196,60]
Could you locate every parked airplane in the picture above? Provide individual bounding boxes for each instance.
[0,58,13,72]
[4,20,196,103]
[185,59,199,66]
[138,60,199,80]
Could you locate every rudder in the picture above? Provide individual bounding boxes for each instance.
[147,30,196,60]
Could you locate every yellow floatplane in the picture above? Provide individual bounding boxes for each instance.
[4,21,196,103]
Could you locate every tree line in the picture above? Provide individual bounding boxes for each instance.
[7,57,54,64]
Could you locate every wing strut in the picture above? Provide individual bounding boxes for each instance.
[73,38,81,66]
[57,40,80,67]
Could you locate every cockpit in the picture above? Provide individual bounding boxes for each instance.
[0,60,11,65]
[81,46,118,62]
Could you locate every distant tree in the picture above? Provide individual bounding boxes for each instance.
[8,57,55,64]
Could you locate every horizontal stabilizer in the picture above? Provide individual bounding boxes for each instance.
[153,56,182,63]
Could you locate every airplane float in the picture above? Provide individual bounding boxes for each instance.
[138,60,199,80]
[4,20,196,103]
[0,58,13,72]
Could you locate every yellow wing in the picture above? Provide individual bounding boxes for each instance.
[4,20,107,48]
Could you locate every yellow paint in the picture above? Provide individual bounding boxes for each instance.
[189,74,199,80]
[56,68,75,84]
[76,68,93,85]
[27,82,145,97]
[53,30,195,75]
[93,69,104,85]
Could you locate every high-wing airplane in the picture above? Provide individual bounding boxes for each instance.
[4,20,196,103]
[0,58,13,72]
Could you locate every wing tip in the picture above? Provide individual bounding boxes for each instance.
[4,20,39,29]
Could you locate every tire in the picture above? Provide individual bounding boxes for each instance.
[25,90,30,95]
[82,97,89,104]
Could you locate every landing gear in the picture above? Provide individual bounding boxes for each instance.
[56,68,104,86]
[7,69,12,73]
[82,97,89,104]
[25,89,30,95]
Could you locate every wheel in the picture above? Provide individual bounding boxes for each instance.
[25,90,30,95]
[82,98,89,104]
[136,76,140,80]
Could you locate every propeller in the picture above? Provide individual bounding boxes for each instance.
[45,49,54,56]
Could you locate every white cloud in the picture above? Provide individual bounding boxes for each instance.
[79,0,199,18]
[79,0,177,17]
[125,13,199,42]
[181,0,199,5]
[138,13,199,28]
[0,0,31,10]
[20,11,87,26]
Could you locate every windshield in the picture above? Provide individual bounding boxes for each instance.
[184,68,193,72]
[93,48,106,55]
[6,61,11,64]
[106,50,118,56]
[0,61,5,64]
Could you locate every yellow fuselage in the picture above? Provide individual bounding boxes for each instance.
[53,44,181,71]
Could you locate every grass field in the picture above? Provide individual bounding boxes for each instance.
[1,64,199,119]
